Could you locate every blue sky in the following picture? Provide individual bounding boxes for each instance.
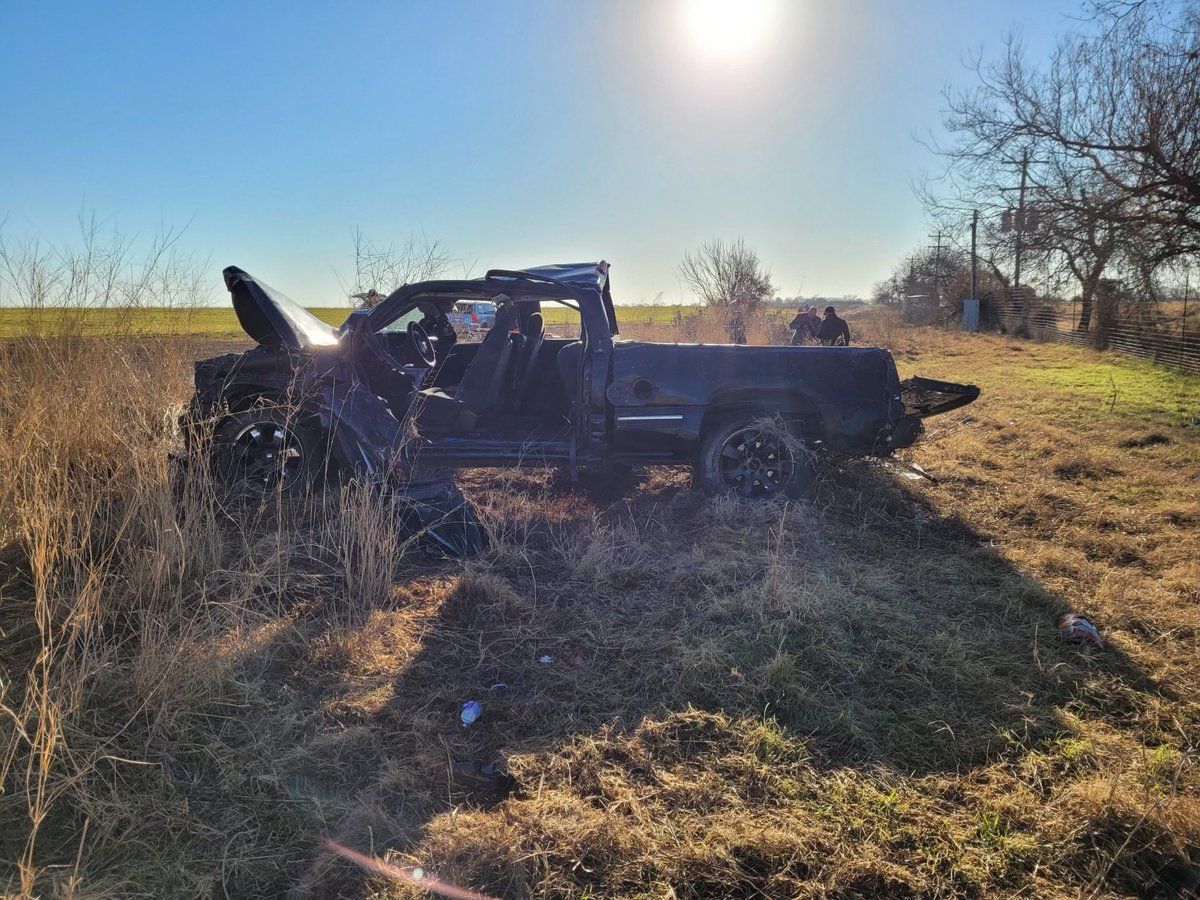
[1,0,1081,306]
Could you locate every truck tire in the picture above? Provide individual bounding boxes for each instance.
[212,404,323,496]
[696,414,816,500]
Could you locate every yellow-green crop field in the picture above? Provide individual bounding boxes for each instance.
[0,306,351,338]
[0,303,749,338]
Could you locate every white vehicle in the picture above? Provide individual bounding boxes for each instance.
[448,299,497,334]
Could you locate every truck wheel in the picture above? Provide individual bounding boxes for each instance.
[696,415,815,500]
[212,405,323,495]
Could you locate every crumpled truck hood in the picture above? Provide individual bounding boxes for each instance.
[225,266,341,351]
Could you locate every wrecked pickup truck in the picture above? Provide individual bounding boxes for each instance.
[186,262,978,522]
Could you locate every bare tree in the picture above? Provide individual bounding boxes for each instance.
[944,5,1200,247]
[344,229,454,308]
[1035,167,1126,330]
[678,238,776,344]
[877,242,1009,321]
[678,238,776,310]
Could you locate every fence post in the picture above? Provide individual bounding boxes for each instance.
[1094,280,1119,350]
[1182,279,1190,369]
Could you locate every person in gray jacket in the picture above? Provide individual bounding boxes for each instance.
[788,306,820,345]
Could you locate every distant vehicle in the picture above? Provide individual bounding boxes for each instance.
[447,299,496,334]
[187,261,979,512]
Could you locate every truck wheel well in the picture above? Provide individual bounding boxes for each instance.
[226,389,281,413]
[223,392,326,430]
[211,404,327,494]
[701,396,821,442]
[215,382,318,415]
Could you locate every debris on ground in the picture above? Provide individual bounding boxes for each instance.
[460,700,482,726]
[908,461,938,483]
[1057,613,1105,649]
[883,459,939,483]
[538,655,553,665]
[449,760,514,798]
[398,489,489,559]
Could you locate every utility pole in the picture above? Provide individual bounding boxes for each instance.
[1014,149,1029,324]
[928,230,945,302]
[998,150,1032,331]
[970,210,978,301]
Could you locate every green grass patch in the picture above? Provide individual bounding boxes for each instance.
[908,338,1200,430]
[1010,356,1200,428]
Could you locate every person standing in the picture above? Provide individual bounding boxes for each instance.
[804,306,821,338]
[788,306,811,344]
[727,304,747,345]
[817,305,851,346]
[788,306,820,345]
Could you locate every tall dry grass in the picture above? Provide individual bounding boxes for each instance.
[0,239,423,896]
[0,333,197,891]
[0,338,433,893]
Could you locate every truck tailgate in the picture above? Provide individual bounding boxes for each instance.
[900,376,980,418]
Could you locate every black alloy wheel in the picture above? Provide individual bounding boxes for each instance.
[718,425,794,497]
[697,415,815,500]
[213,407,319,494]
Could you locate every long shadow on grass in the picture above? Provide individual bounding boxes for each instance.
[279,462,1183,896]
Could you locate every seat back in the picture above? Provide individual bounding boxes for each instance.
[557,340,583,406]
[506,331,528,391]
[512,312,545,411]
[455,303,517,414]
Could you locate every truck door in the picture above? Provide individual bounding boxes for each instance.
[567,293,613,463]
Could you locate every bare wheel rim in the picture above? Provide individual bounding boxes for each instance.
[229,419,305,489]
[717,426,795,497]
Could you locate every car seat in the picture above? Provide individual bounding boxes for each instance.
[512,311,545,411]
[453,302,518,414]
[557,340,583,407]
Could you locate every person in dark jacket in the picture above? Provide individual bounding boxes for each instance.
[788,306,819,345]
[816,305,851,345]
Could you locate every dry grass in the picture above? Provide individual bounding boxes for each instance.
[1,305,1198,898]
[615,307,793,345]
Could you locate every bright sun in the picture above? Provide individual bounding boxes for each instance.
[679,0,779,66]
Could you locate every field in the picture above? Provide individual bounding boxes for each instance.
[1,308,1198,898]
[0,304,728,338]
[0,305,352,338]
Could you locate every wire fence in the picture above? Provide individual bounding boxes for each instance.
[998,306,1200,374]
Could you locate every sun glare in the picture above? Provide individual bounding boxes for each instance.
[679,0,779,66]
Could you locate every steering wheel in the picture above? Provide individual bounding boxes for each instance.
[407,321,437,367]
